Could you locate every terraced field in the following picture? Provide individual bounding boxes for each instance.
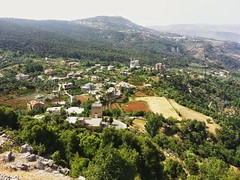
[135,97,181,120]
[168,99,220,134]
[135,96,220,134]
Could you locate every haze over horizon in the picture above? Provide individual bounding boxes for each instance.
[1,0,240,26]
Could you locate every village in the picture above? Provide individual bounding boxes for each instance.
[15,58,167,130]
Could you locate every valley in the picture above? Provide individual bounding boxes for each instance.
[0,16,239,180]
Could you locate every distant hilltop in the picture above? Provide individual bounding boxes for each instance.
[151,24,240,43]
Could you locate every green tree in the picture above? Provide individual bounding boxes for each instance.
[199,157,229,180]
[70,153,89,178]
[79,132,101,159]
[0,106,18,129]
[85,147,135,180]
[164,159,186,179]
[145,113,164,137]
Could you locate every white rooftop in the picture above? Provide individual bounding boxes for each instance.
[46,107,62,113]
[66,107,84,114]
[112,120,127,129]
[85,118,102,127]
[66,117,85,124]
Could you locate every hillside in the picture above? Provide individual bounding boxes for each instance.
[74,16,145,31]
[0,49,239,179]
[1,17,240,69]
[151,24,240,43]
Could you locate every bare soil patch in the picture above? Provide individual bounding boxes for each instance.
[123,101,150,112]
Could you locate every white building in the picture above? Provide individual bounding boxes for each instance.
[155,63,166,71]
[63,82,74,90]
[66,117,85,125]
[66,107,84,115]
[116,81,136,89]
[85,118,102,127]
[130,59,140,69]
[46,107,62,114]
[81,83,94,91]
[16,73,29,80]
[108,65,115,71]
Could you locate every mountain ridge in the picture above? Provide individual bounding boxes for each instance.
[1,16,240,69]
[151,24,240,43]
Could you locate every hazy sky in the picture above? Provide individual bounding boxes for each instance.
[1,0,240,26]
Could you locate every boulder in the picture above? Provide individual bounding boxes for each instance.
[1,133,7,138]
[16,162,29,170]
[51,163,58,170]
[36,160,44,170]
[60,168,70,175]
[26,154,36,162]
[0,174,19,180]
[4,151,15,162]
[45,167,52,173]
[78,176,86,180]
[21,144,34,154]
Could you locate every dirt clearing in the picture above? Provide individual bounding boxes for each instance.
[136,97,181,120]
[123,101,151,112]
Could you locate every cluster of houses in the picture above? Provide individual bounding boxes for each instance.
[23,58,168,129]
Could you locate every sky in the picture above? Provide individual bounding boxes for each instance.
[1,0,240,26]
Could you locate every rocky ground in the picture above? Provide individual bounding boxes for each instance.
[0,143,73,180]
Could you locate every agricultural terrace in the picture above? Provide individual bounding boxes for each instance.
[168,99,220,134]
[136,97,181,120]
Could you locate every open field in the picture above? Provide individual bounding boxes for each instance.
[168,99,220,134]
[135,97,181,120]
[130,119,146,133]
[74,94,91,103]
[0,94,36,108]
[135,96,220,134]
[123,101,151,112]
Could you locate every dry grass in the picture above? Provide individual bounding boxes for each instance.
[74,95,90,103]
[130,119,146,133]
[168,99,220,134]
[136,97,181,120]
[135,91,147,97]
[0,94,35,108]
[135,96,220,134]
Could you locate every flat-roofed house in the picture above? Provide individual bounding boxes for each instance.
[85,118,102,127]
[66,117,85,126]
[91,103,103,118]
